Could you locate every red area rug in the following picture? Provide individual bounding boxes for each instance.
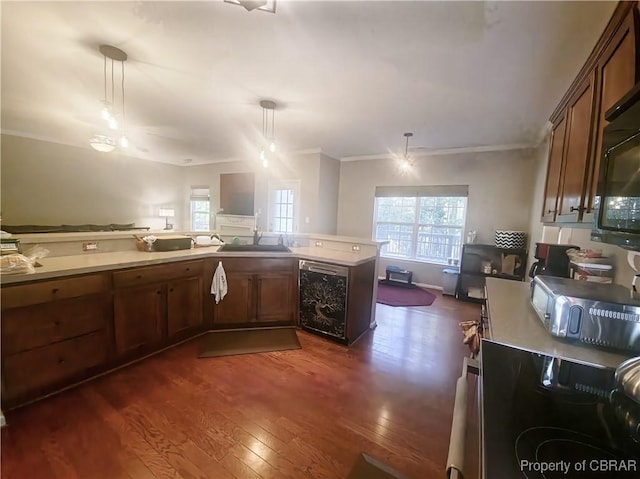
[376,281,437,307]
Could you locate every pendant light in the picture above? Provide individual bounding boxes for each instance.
[399,132,413,172]
[90,45,129,153]
[259,100,276,168]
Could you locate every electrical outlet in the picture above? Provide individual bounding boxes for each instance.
[83,242,98,251]
[352,244,361,252]
[315,240,323,247]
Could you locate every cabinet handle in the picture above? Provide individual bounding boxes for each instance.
[186,267,190,272]
[547,209,556,214]
[157,290,162,295]
[51,288,59,294]
[169,288,174,293]
[570,206,585,212]
[137,275,142,280]
[53,320,60,327]
[58,357,65,364]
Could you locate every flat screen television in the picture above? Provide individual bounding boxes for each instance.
[591,82,640,252]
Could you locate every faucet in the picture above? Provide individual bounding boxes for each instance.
[253,229,263,245]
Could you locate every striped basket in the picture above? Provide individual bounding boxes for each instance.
[495,230,526,249]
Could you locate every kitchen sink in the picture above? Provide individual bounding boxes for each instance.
[217,244,291,253]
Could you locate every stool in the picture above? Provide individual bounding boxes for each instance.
[385,266,413,286]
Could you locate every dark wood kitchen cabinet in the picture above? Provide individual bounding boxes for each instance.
[167,276,204,337]
[212,257,297,327]
[555,72,597,223]
[541,115,567,222]
[542,2,638,224]
[112,259,205,358]
[113,284,164,357]
[586,8,638,219]
[0,273,112,408]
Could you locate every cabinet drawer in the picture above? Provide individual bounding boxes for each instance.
[3,331,109,403]
[113,260,204,288]
[218,257,295,273]
[2,295,110,356]
[1,273,111,310]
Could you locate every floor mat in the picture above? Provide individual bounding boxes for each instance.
[376,281,437,307]
[198,327,301,358]
[346,453,411,479]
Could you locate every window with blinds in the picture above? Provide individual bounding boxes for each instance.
[373,185,468,264]
[190,186,210,231]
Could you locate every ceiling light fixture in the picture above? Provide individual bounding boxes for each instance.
[399,132,414,172]
[224,0,276,13]
[260,100,277,168]
[90,45,129,153]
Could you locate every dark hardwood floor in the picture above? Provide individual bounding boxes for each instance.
[1,292,480,479]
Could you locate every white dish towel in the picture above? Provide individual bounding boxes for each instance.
[210,260,228,304]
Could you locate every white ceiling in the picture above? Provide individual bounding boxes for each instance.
[1,1,616,166]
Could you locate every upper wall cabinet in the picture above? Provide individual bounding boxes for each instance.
[542,115,567,222]
[556,72,597,223]
[542,2,638,224]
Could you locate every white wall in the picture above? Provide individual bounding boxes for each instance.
[181,151,336,234]
[337,148,537,286]
[316,152,340,235]
[1,135,185,230]
[525,132,551,272]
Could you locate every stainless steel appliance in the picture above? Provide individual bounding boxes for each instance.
[592,81,640,252]
[299,260,348,343]
[530,275,640,353]
[528,242,578,279]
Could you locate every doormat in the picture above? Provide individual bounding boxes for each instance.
[198,327,301,358]
[376,281,437,307]
[346,453,412,479]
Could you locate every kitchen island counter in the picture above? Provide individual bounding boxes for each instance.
[1,245,378,285]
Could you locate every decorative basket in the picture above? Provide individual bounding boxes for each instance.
[495,230,526,249]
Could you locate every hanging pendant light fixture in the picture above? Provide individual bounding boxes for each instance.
[259,100,277,168]
[90,44,128,153]
[399,132,414,172]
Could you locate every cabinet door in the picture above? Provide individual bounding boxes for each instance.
[213,273,253,325]
[113,284,164,357]
[586,9,638,218]
[556,73,596,222]
[167,277,203,337]
[541,115,567,222]
[255,273,295,323]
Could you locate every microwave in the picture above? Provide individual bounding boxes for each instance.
[591,81,640,251]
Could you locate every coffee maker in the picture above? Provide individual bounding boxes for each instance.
[528,242,579,278]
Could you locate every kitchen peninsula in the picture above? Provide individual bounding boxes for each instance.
[0,233,382,410]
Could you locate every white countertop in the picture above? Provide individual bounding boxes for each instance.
[0,245,378,285]
[485,277,632,370]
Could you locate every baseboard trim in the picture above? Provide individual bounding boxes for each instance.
[377,276,443,292]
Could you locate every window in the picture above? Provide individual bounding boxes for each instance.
[190,186,210,231]
[373,185,468,264]
[268,179,300,233]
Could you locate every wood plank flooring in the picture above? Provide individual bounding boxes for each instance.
[1,292,480,479]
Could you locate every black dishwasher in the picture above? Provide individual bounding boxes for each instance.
[299,260,349,343]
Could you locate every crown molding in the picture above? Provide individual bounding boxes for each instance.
[340,142,534,162]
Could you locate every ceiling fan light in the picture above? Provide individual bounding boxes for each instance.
[120,135,129,148]
[262,158,269,168]
[269,141,276,153]
[108,116,119,130]
[90,135,116,153]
